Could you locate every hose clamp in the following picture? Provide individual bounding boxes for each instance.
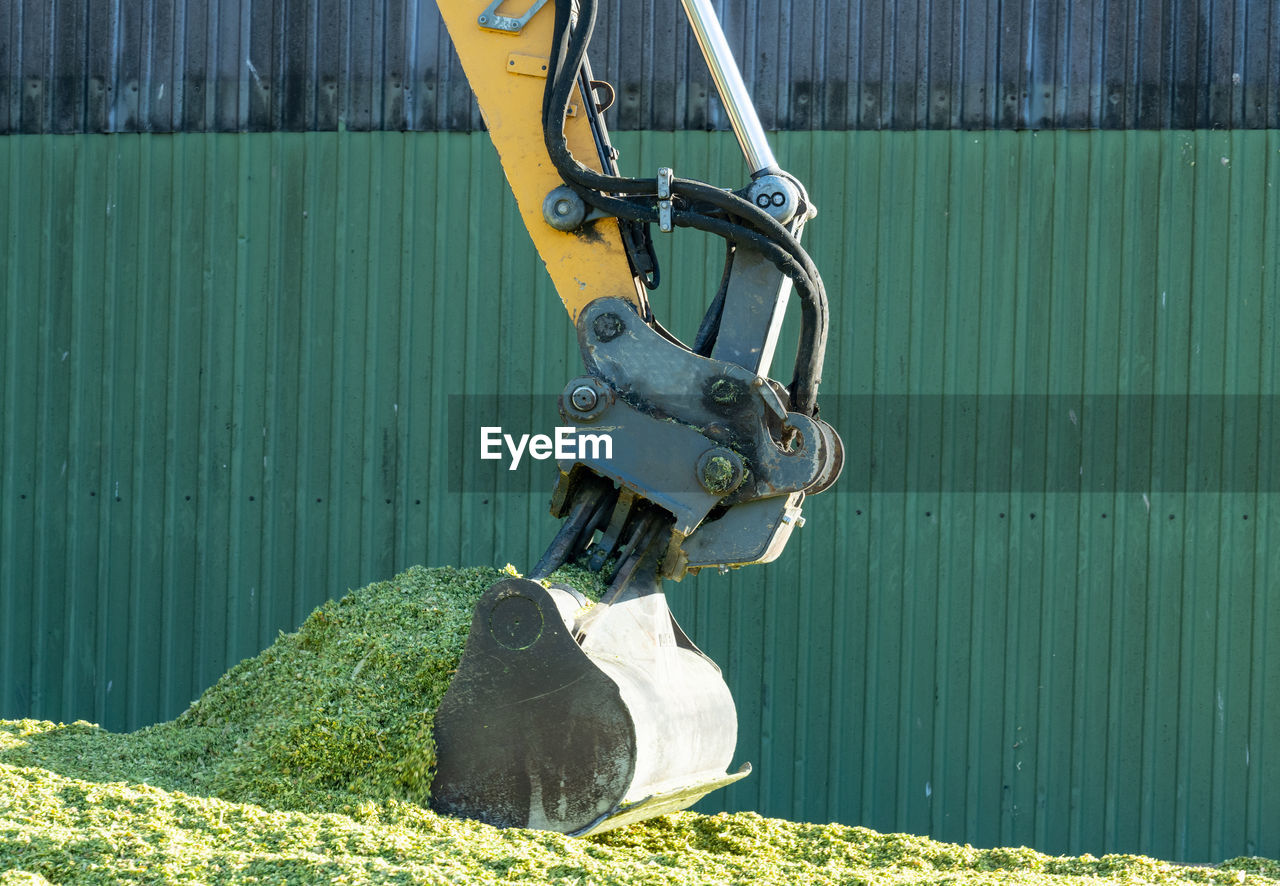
[657,167,673,233]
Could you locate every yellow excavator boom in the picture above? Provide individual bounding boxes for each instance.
[435,0,643,320]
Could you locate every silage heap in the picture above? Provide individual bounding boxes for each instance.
[2,564,1278,884]
[1,564,604,815]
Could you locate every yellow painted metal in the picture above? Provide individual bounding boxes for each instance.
[505,54,579,115]
[436,0,642,320]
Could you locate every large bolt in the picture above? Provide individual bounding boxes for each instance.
[560,375,610,422]
[745,174,801,224]
[709,378,738,403]
[570,385,598,412]
[696,448,745,496]
[592,312,624,342]
[701,456,736,494]
[704,375,748,415]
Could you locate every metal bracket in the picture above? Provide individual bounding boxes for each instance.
[573,297,841,511]
[506,53,550,76]
[505,53,577,113]
[478,0,548,33]
[657,167,673,233]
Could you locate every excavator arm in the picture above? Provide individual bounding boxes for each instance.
[429,0,843,835]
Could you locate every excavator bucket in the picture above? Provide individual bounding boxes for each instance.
[431,575,749,835]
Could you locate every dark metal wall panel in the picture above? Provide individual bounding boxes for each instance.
[2,129,1278,863]
[3,0,1280,132]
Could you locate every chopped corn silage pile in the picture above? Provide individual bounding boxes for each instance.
[2,565,1276,885]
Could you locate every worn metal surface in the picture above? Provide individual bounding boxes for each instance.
[1,130,1278,862]
[433,575,743,835]
[2,0,1279,132]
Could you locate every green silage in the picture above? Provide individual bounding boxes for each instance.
[2,565,543,814]
[1,564,1277,884]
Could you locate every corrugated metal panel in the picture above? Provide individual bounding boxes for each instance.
[0,131,578,727]
[1,129,1278,863]
[2,0,1279,133]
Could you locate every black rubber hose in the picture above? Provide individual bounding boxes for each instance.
[671,177,824,297]
[574,193,826,416]
[543,0,655,196]
[541,0,827,415]
[548,190,826,414]
[542,0,820,277]
[692,243,734,356]
[675,214,826,415]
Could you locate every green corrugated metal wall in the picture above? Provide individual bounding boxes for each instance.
[1,130,1277,862]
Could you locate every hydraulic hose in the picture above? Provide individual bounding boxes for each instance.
[541,0,828,417]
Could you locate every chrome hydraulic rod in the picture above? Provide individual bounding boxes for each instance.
[679,0,778,176]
